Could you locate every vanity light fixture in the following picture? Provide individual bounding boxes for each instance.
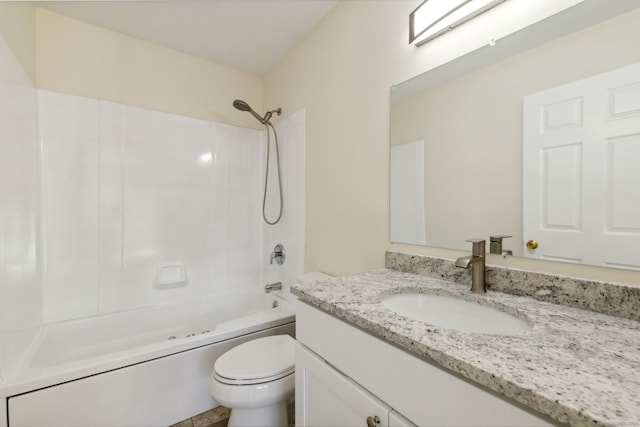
[410,0,507,46]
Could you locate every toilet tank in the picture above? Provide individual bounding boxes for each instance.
[296,272,333,285]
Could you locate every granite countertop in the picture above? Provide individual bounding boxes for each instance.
[291,269,640,427]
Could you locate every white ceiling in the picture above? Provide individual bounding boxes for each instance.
[37,1,340,76]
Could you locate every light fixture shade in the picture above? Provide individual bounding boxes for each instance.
[410,0,507,46]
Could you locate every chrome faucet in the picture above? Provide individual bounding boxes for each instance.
[455,239,486,293]
[265,282,282,293]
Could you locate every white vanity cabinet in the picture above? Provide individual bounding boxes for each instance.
[296,341,416,427]
[295,301,558,427]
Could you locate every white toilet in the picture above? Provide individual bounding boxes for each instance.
[209,334,295,427]
[209,273,332,427]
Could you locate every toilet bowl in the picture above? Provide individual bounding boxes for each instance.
[209,334,295,427]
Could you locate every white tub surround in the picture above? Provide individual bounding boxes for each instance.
[0,35,40,332]
[291,270,640,427]
[0,89,306,329]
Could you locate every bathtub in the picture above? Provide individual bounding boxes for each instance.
[0,290,295,427]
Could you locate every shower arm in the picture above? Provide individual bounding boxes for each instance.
[262,108,282,124]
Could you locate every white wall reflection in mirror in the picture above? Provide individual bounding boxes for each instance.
[389,1,640,270]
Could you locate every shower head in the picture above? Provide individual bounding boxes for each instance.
[233,99,267,124]
[232,99,252,112]
[233,100,282,125]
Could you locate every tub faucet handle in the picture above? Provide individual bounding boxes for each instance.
[270,244,285,265]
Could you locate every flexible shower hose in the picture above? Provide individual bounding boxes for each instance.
[263,122,283,225]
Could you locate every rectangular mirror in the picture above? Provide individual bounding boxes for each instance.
[389,0,640,269]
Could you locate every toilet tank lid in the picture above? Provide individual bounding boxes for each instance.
[214,335,295,381]
[297,272,333,285]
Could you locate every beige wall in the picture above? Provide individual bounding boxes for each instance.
[35,8,263,129]
[264,2,402,275]
[0,2,36,84]
[265,0,640,285]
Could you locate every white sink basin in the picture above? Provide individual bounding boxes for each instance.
[381,293,531,335]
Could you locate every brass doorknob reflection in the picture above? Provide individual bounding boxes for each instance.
[526,240,539,249]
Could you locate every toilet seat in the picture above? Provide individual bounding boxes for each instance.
[213,335,295,385]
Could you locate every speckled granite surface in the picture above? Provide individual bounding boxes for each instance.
[291,269,640,427]
[386,251,640,321]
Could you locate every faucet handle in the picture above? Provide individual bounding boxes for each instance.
[270,244,285,265]
[489,235,512,254]
[465,238,485,256]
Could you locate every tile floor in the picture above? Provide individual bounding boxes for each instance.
[170,402,295,427]
[170,406,230,427]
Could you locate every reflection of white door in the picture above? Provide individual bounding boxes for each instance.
[390,140,426,245]
[523,63,640,269]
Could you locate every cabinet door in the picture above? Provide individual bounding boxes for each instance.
[296,343,391,427]
[389,410,417,427]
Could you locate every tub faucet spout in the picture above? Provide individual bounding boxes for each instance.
[455,239,486,293]
[265,282,282,293]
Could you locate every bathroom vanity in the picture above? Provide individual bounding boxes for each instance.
[292,268,640,427]
[295,300,554,426]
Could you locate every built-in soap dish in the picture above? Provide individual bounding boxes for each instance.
[155,261,188,288]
